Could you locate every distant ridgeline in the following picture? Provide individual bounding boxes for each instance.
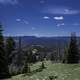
[5,36,80,49]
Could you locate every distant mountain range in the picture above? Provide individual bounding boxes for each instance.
[13,36,69,49]
[6,36,80,49]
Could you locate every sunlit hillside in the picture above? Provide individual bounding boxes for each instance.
[6,61,80,80]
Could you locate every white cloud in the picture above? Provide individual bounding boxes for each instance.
[54,16,64,20]
[0,0,18,5]
[16,18,29,25]
[42,6,80,15]
[56,23,65,27]
[43,16,50,19]
[56,22,80,27]
[16,18,21,22]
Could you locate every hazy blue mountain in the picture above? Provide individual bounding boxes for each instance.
[5,36,80,49]
[10,36,69,49]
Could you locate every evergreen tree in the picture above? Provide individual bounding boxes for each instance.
[27,50,33,63]
[62,47,68,63]
[32,54,37,63]
[67,32,79,63]
[0,24,10,78]
[23,49,37,73]
[22,60,30,73]
[41,61,45,69]
[22,50,31,73]
[6,37,15,65]
[50,53,54,61]
[16,37,23,67]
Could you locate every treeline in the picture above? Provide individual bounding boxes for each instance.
[51,32,80,63]
[0,24,80,79]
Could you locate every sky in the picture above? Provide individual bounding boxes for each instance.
[0,0,80,37]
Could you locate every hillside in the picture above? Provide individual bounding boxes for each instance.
[6,61,80,80]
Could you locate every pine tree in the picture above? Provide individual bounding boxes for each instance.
[16,37,22,67]
[50,53,54,61]
[22,60,30,73]
[6,37,15,65]
[67,32,79,63]
[22,50,31,73]
[62,47,68,63]
[41,61,45,69]
[27,50,33,63]
[0,24,10,79]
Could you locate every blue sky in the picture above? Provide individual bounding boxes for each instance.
[0,0,80,37]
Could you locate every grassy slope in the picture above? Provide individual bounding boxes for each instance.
[7,61,80,80]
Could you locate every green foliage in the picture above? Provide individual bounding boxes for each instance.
[49,75,58,80]
[27,50,37,63]
[50,53,54,61]
[0,24,10,79]
[23,50,37,74]
[27,50,33,63]
[67,33,79,63]
[41,61,45,69]
[22,61,30,73]
[6,37,15,64]
[62,47,68,63]
[22,50,31,74]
